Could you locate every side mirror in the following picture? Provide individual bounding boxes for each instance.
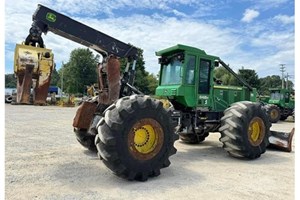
[158,56,169,65]
[214,60,219,67]
[177,53,184,62]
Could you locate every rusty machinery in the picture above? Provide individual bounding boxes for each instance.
[13,43,54,105]
[20,4,295,181]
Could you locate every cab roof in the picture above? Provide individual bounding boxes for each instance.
[155,44,219,60]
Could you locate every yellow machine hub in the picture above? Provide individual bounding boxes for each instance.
[248,117,265,146]
[128,118,164,160]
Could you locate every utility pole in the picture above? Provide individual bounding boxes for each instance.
[279,64,286,89]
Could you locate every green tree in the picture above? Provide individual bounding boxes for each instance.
[214,67,236,85]
[5,74,16,88]
[234,68,260,89]
[120,48,157,94]
[59,47,157,95]
[259,75,294,95]
[50,67,60,86]
[59,48,99,94]
[146,73,159,94]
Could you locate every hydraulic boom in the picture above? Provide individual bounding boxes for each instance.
[26,4,138,59]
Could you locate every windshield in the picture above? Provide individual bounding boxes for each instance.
[270,91,282,100]
[160,59,182,85]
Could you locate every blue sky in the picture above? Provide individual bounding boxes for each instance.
[4,0,295,82]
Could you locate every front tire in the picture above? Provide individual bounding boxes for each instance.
[219,101,271,159]
[95,95,178,181]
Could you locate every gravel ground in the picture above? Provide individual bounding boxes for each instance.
[5,104,295,200]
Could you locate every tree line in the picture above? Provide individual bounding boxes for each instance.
[5,48,293,96]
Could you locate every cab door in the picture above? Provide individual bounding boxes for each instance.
[197,59,212,107]
[182,54,197,106]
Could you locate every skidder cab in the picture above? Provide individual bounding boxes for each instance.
[156,44,257,110]
[156,44,221,109]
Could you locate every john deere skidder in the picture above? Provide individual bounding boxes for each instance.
[22,4,294,181]
[263,88,295,123]
[155,44,271,158]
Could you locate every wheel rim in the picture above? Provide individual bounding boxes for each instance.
[270,109,279,120]
[248,117,265,146]
[128,118,164,160]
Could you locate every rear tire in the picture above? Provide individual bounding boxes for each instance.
[219,101,271,159]
[280,115,288,121]
[74,115,101,152]
[266,105,281,123]
[179,132,209,144]
[95,95,178,181]
[74,100,101,152]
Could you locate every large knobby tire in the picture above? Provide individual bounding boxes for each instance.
[179,132,209,144]
[219,101,271,159]
[73,99,101,152]
[95,95,178,181]
[74,115,101,152]
[266,105,281,123]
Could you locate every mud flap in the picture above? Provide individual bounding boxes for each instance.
[268,128,294,152]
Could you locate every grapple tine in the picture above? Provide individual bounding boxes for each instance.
[268,128,294,152]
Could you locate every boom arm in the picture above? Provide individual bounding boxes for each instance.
[27,4,138,59]
[219,59,253,91]
[24,4,142,114]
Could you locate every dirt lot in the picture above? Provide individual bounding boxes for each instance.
[5,104,295,200]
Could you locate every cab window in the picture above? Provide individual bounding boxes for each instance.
[198,59,211,94]
[185,55,196,84]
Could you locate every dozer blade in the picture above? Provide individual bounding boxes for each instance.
[268,128,294,152]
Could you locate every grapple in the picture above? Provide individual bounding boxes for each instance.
[14,44,54,105]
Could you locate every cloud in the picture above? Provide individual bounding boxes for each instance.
[47,0,205,17]
[76,15,242,74]
[4,1,242,74]
[273,15,294,25]
[4,0,294,82]
[251,0,291,10]
[241,9,260,23]
[172,9,187,17]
